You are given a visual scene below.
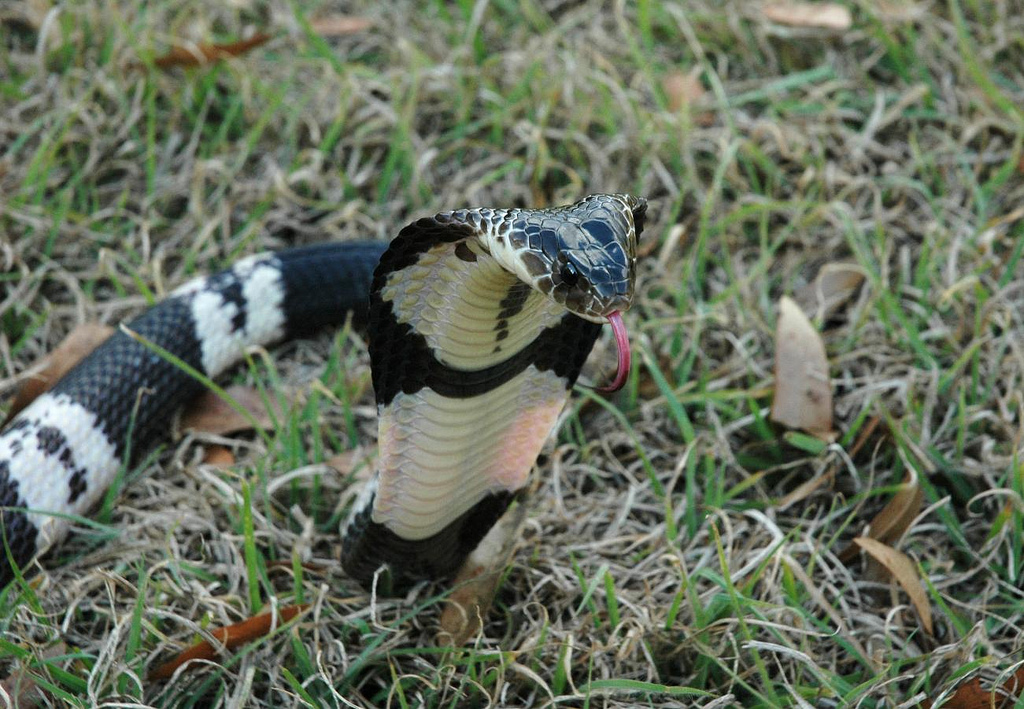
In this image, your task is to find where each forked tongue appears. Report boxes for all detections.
[596,311,631,393]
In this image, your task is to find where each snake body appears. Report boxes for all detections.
[0,194,646,589]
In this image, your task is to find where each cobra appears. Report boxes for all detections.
[0,193,646,590]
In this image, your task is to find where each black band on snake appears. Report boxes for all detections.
[0,193,647,591]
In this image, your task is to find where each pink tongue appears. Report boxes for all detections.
[596,311,631,393]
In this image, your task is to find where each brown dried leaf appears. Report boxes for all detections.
[793,262,865,322]
[662,68,712,125]
[847,415,883,459]
[762,2,852,30]
[202,445,236,467]
[3,323,113,425]
[325,451,357,476]
[181,385,284,436]
[867,473,922,545]
[917,678,986,709]
[151,33,272,70]
[150,605,307,680]
[770,296,834,440]
[919,666,1024,709]
[839,472,921,563]
[853,537,933,636]
[0,640,66,709]
[778,469,834,509]
[438,562,505,646]
[438,503,526,645]
[309,15,373,37]
[329,448,377,482]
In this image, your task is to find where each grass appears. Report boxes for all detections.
[1,0,1023,706]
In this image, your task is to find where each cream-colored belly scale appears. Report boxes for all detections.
[374,242,569,540]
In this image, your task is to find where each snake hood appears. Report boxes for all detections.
[347,193,647,584]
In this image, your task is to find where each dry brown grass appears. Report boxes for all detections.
[2,1,1024,707]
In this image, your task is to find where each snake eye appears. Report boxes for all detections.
[559,261,580,286]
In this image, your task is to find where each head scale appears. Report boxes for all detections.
[511,193,647,323]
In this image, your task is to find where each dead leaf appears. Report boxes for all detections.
[839,472,922,563]
[663,69,704,111]
[847,472,924,562]
[871,1,926,24]
[847,415,883,460]
[309,16,373,37]
[3,323,113,426]
[0,640,67,709]
[150,33,272,70]
[793,262,866,322]
[325,451,357,476]
[778,469,835,509]
[919,666,1024,709]
[662,68,713,125]
[438,503,526,645]
[150,604,307,680]
[202,446,235,467]
[853,537,933,636]
[438,562,505,646]
[763,2,853,30]
[770,296,834,440]
[180,385,284,436]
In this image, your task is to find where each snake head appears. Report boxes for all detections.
[500,193,646,392]
[509,193,647,323]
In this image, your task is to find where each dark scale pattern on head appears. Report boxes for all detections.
[580,219,616,246]
[531,227,561,260]
[342,488,518,588]
[501,194,647,320]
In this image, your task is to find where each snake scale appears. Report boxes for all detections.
[0,193,646,591]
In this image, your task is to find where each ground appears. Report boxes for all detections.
[1,1,1023,707]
